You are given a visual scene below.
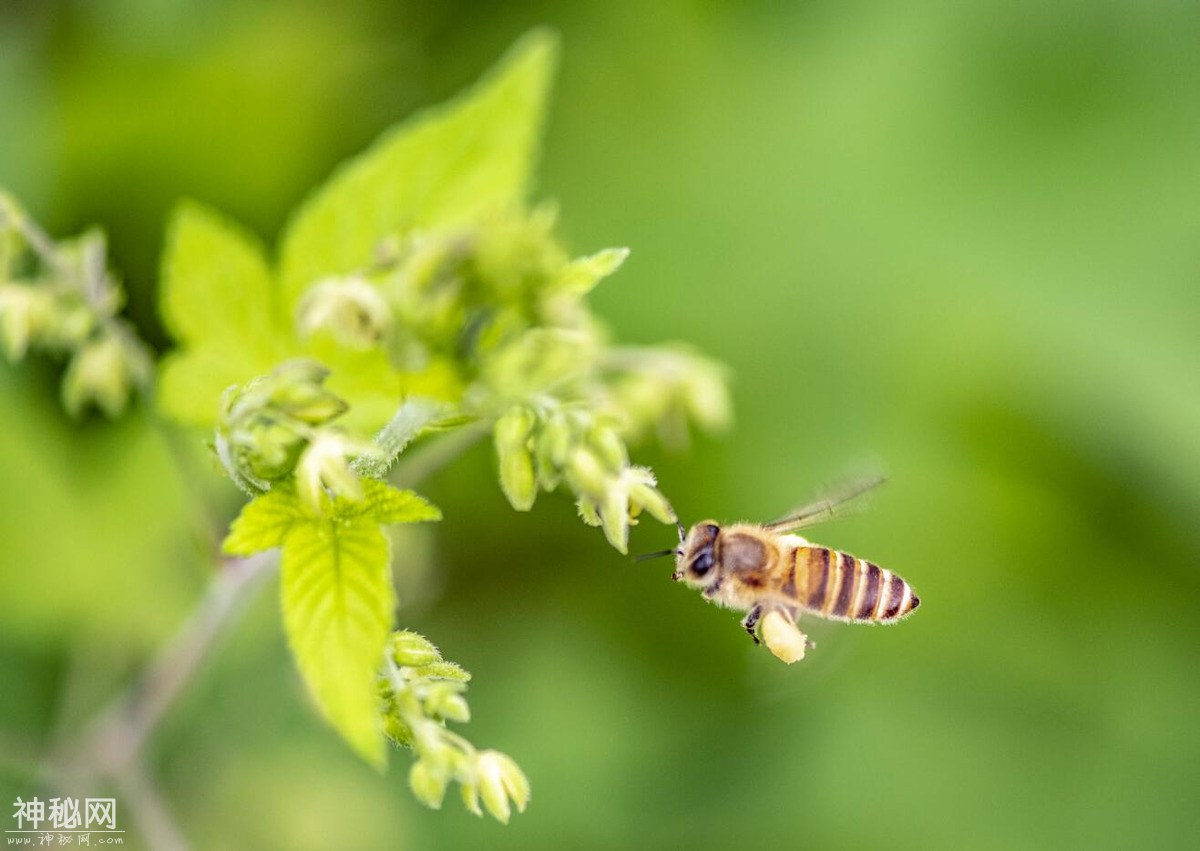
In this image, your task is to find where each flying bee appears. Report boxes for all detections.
[639,475,920,653]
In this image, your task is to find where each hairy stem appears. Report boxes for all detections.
[389,419,490,489]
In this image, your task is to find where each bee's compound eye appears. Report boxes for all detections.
[692,551,714,577]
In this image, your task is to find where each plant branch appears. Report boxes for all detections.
[29,421,486,847]
[4,201,68,276]
[389,419,490,489]
[62,421,485,779]
[71,550,277,774]
[114,761,190,851]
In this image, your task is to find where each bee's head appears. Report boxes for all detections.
[673,521,721,588]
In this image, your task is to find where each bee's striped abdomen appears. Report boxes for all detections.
[796,546,919,623]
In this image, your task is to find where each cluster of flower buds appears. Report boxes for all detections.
[279,201,730,547]
[602,345,732,449]
[381,631,530,824]
[0,195,151,417]
[293,207,628,381]
[215,360,380,510]
[296,274,393,350]
[493,402,676,553]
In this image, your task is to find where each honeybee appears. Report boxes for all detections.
[641,476,919,652]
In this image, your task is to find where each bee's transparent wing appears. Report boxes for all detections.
[763,472,887,533]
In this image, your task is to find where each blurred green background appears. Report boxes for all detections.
[3,1,1199,848]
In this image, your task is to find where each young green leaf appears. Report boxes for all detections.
[225,479,439,766]
[328,478,442,525]
[157,201,294,426]
[278,29,559,311]
[280,516,396,768]
[555,247,630,294]
[222,484,308,555]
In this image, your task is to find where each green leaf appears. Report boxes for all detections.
[157,201,294,426]
[223,480,437,767]
[352,397,459,478]
[331,478,442,525]
[280,515,396,768]
[278,29,558,311]
[556,247,630,294]
[222,484,307,555]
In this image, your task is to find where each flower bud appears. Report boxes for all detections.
[271,381,348,426]
[475,753,511,824]
[495,751,530,814]
[436,693,471,724]
[610,373,668,438]
[499,445,537,512]
[460,780,482,817]
[683,360,732,433]
[423,683,471,723]
[761,610,809,664]
[0,284,53,360]
[495,406,538,510]
[565,448,608,500]
[398,231,464,293]
[409,760,448,809]
[494,406,535,451]
[216,361,354,489]
[475,750,529,824]
[420,660,471,682]
[537,412,572,468]
[600,483,631,554]
[258,360,348,425]
[60,331,150,418]
[297,275,393,349]
[484,328,591,398]
[626,467,676,525]
[247,420,309,480]
[295,431,380,513]
[46,300,99,349]
[588,425,628,470]
[576,496,601,527]
[392,630,442,668]
[383,714,414,748]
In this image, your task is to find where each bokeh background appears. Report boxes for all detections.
[3,1,1199,848]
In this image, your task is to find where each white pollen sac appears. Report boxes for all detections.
[761,610,808,664]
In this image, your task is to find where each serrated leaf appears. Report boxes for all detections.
[331,479,442,525]
[556,247,629,294]
[157,201,294,426]
[222,484,307,555]
[280,516,395,768]
[278,29,558,311]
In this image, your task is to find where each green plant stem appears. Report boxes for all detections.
[5,203,69,277]
[43,421,484,814]
[114,761,189,851]
[389,419,491,489]
[70,551,277,775]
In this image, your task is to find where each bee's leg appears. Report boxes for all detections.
[741,604,764,644]
[784,606,816,650]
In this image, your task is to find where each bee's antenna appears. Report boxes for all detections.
[634,548,678,563]
[676,521,686,543]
